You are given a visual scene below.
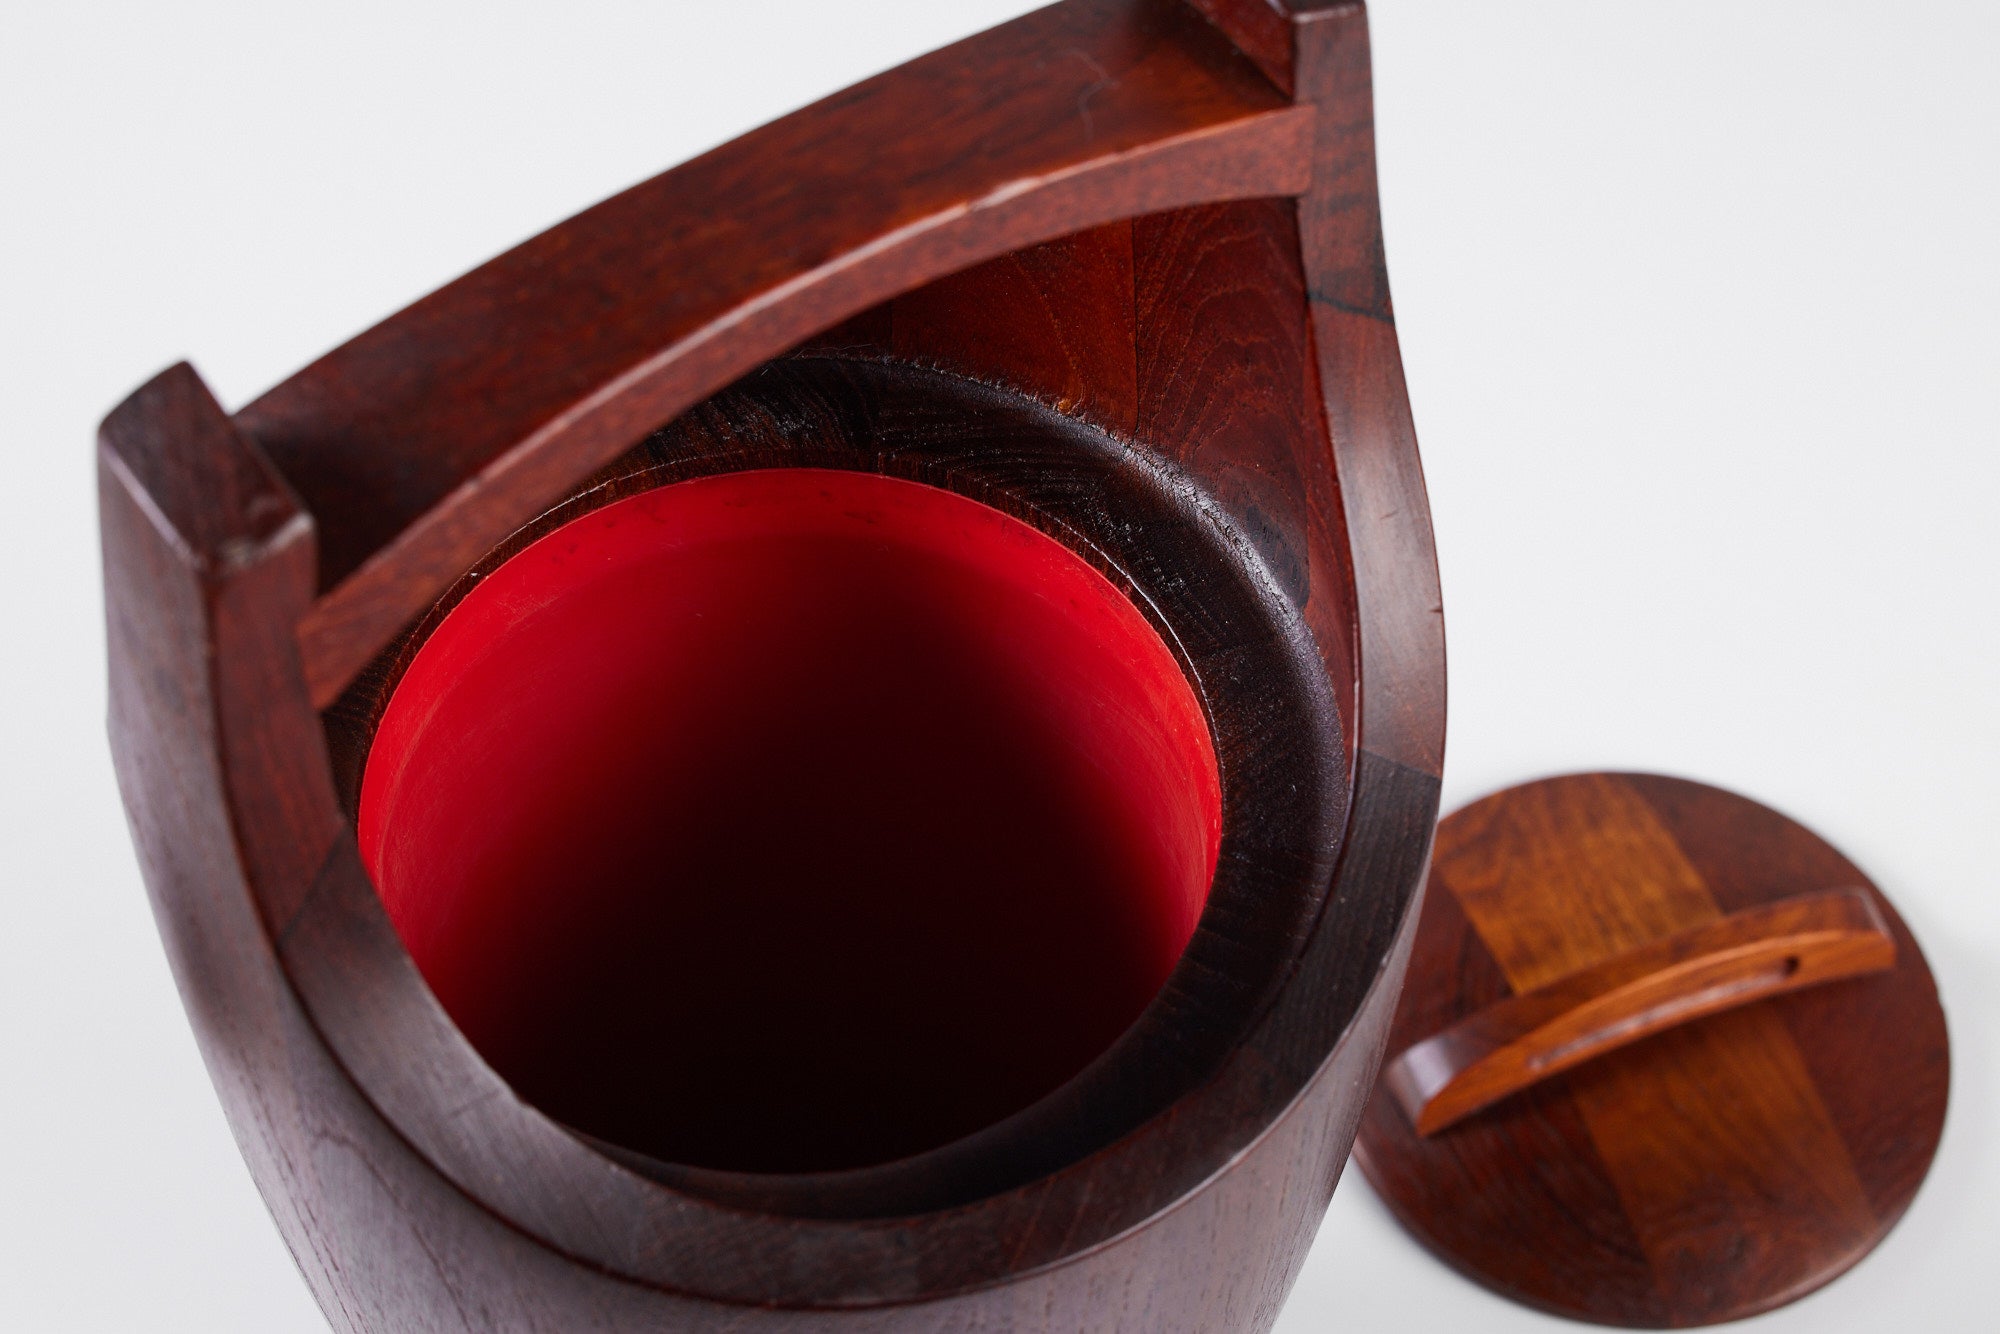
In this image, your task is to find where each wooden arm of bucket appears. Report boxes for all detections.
[228,3,1316,709]
[1383,889,1896,1136]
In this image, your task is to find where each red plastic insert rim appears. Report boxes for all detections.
[359,467,1222,1174]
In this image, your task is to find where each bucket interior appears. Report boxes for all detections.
[358,467,1222,1173]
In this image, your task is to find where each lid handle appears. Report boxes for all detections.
[1384,888,1895,1135]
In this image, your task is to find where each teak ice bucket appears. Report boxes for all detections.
[97,2,1444,1330]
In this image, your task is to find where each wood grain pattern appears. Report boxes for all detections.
[1288,2,1443,777]
[1357,774,1949,1327]
[322,358,1349,1235]
[1619,775,1950,1225]
[100,2,1445,1328]
[891,221,1139,432]
[1186,0,1297,96]
[1386,888,1895,1135]
[246,0,1315,708]
[1137,200,1323,617]
[1135,195,1365,771]
[882,194,1369,766]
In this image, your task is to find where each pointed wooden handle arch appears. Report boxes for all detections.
[226,1,1316,708]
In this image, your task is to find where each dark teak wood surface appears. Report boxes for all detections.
[1356,774,1949,1328]
[100,3,1445,1330]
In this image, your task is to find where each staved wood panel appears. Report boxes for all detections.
[1289,5,1442,777]
[1622,775,1952,1227]
[1135,198,1358,757]
[102,3,1453,1326]
[1354,879,1657,1319]
[1561,1014,1876,1321]
[892,222,1137,433]
[1137,199,1316,606]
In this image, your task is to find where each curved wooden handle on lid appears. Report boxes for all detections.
[1383,888,1896,1136]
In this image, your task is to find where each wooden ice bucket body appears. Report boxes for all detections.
[98,3,1443,1329]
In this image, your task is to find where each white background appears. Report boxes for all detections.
[2,1,1994,1329]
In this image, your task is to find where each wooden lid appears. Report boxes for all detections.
[1354,773,1949,1327]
